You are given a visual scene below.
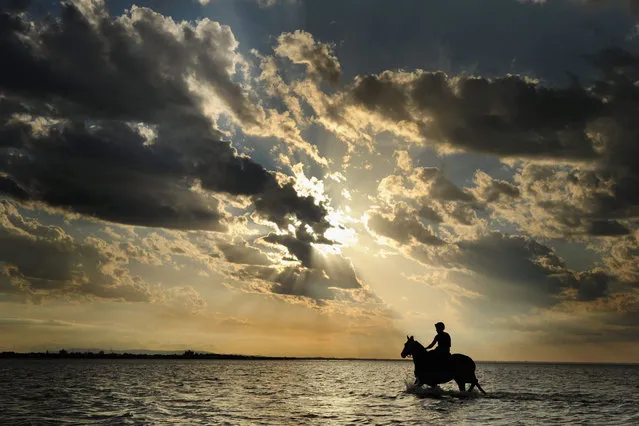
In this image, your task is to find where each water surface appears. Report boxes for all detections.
[1,359,637,425]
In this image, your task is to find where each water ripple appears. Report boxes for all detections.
[0,359,637,424]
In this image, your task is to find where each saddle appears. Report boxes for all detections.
[427,350,453,373]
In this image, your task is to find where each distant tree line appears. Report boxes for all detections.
[0,349,290,360]
[0,350,399,361]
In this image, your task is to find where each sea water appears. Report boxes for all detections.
[1,359,637,425]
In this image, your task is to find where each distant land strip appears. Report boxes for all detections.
[0,350,405,361]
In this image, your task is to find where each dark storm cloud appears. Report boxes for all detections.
[346,47,639,244]
[411,232,614,306]
[264,233,314,267]
[0,201,153,303]
[257,19,639,254]
[471,171,520,204]
[367,205,445,247]
[274,30,341,86]
[262,223,333,268]
[350,74,412,122]
[500,289,639,347]
[416,167,475,202]
[0,2,329,242]
[1,113,227,231]
[224,227,364,302]
[337,45,639,303]
[376,164,478,227]
[417,205,444,223]
[585,220,630,236]
[451,233,567,290]
[234,251,363,301]
[584,49,639,221]
[346,70,603,159]
[573,270,611,301]
[0,1,253,123]
[217,241,273,266]
[601,233,639,284]
[254,184,330,236]
[216,225,368,303]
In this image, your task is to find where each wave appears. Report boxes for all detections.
[405,380,627,405]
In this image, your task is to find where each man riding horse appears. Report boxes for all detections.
[425,321,451,370]
[401,324,486,393]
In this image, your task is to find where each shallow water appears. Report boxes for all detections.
[1,359,637,425]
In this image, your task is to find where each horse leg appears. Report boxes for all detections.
[455,379,465,392]
[475,381,486,394]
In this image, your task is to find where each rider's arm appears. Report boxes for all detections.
[425,336,437,350]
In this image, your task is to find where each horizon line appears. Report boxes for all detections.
[2,349,638,366]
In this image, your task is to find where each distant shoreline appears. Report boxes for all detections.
[0,350,403,362]
[1,351,637,366]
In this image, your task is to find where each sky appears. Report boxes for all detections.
[1,0,639,362]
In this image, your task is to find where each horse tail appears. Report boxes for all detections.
[467,373,486,394]
[455,354,486,394]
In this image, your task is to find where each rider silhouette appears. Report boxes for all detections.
[425,322,451,368]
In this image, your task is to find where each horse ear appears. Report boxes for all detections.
[410,335,414,340]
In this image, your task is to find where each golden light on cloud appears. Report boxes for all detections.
[292,163,328,203]
[325,224,357,247]
[290,162,360,255]
[313,215,358,256]
[325,211,358,245]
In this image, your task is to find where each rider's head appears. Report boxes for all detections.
[435,322,445,332]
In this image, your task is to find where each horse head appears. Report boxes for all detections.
[401,335,423,358]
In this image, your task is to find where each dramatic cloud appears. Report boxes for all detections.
[214,227,367,303]
[0,202,212,314]
[408,231,624,313]
[366,203,445,247]
[217,241,273,266]
[368,153,483,247]
[0,201,153,303]
[256,38,639,320]
[471,171,520,205]
[0,1,329,241]
[291,69,602,159]
[331,47,639,297]
[274,30,341,86]
[600,231,639,284]
[257,33,639,276]
[493,289,639,350]
[231,256,367,303]
[1,2,246,122]
[475,161,639,288]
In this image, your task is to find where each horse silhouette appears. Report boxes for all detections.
[401,335,486,393]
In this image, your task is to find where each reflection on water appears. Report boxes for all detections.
[0,359,637,425]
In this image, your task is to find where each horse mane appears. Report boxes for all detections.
[411,339,426,355]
